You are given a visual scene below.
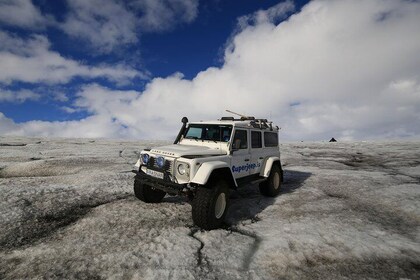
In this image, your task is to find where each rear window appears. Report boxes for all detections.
[264,132,278,147]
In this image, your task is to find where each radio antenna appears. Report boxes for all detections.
[225,109,248,118]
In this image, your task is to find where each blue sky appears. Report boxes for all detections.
[1,0,419,140]
[1,0,304,123]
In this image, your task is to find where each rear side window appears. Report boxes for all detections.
[264,132,278,147]
[251,131,262,148]
[232,130,248,149]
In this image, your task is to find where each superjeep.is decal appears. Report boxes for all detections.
[231,162,261,173]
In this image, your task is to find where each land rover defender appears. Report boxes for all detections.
[133,113,283,229]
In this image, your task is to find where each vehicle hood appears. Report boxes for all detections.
[150,144,225,158]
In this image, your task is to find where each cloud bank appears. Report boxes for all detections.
[0,0,48,29]
[1,0,420,141]
[62,0,199,53]
[0,89,40,103]
[0,0,199,53]
[0,31,144,84]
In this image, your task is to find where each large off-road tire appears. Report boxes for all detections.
[134,180,166,203]
[259,164,281,197]
[192,180,230,230]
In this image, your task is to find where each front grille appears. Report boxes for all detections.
[148,157,155,168]
[146,156,174,174]
[164,160,172,173]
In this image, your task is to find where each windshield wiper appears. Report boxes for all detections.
[185,136,199,141]
[202,138,218,143]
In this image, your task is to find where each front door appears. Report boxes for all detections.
[230,129,251,179]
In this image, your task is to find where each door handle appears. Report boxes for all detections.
[244,159,250,162]
[259,157,264,160]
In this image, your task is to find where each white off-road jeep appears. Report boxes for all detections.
[133,113,283,229]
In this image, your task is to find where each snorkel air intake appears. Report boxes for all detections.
[174,117,188,144]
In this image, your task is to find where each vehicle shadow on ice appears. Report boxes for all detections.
[226,169,311,225]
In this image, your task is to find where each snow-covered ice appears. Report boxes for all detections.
[0,137,419,279]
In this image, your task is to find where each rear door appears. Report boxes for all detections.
[249,130,264,176]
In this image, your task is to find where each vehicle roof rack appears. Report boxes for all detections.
[219,116,257,121]
[225,109,255,121]
[250,119,274,131]
[220,117,234,121]
[240,116,255,120]
[223,110,277,130]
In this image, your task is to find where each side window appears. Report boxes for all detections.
[232,130,248,149]
[264,132,278,147]
[251,131,262,148]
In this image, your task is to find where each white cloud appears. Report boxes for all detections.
[1,0,420,140]
[0,0,199,54]
[132,0,199,31]
[0,112,18,135]
[237,0,295,29]
[0,31,144,85]
[52,92,69,102]
[61,0,138,53]
[0,0,48,28]
[61,0,199,53]
[60,106,78,114]
[0,113,128,138]
[0,88,40,103]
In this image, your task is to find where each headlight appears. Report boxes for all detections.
[177,163,189,175]
[156,156,165,168]
[141,153,149,164]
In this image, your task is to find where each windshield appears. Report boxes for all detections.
[184,124,232,142]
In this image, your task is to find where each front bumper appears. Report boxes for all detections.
[132,169,187,195]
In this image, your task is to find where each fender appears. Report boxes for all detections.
[260,156,281,177]
[191,161,237,187]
